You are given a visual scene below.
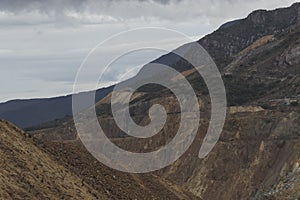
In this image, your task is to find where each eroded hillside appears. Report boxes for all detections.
[0,120,106,200]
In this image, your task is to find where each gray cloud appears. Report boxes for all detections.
[0,0,295,26]
[0,0,297,28]
[0,0,176,17]
[0,0,298,102]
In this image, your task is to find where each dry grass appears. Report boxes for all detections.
[0,120,106,200]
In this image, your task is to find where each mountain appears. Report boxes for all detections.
[2,3,299,130]
[0,86,113,129]
[28,3,300,199]
[149,2,300,73]
[121,3,300,107]
[199,2,300,69]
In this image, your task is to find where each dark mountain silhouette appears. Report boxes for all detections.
[0,86,113,128]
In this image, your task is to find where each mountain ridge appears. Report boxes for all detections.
[30,3,300,199]
[1,2,300,129]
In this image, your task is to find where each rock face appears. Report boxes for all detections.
[199,2,300,68]
[0,120,106,200]
[264,160,300,199]
[181,110,300,199]
[283,45,300,66]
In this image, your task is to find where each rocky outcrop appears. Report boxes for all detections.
[198,2,300,68]
[262,159,300,199]
[181,110,300,199]
[282,45,300,66]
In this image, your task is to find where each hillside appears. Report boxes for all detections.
[0,120,106,199]
[33,99,300,199]
[150,2,300,73]
[199,2,300,69]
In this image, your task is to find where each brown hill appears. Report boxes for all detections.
[0,119,199,199]
[0,120,106,200]
[33,138,200,200]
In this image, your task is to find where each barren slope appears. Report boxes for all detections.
[0,120,106,200]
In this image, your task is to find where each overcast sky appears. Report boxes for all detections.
[0,0,298,103]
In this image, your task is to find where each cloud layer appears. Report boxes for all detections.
[0,0,297,102]
[0,0,296,26]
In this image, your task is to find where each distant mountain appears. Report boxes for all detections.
[0,86,113,128]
